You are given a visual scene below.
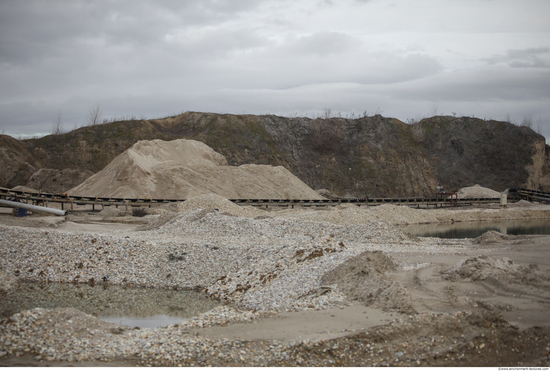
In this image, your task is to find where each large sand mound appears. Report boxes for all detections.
[68,139,323,199]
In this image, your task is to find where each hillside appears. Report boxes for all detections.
[1,112,549,197]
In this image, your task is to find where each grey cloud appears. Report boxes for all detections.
[484,47,550,68]
[253,50,442,89]
[0,0,548,142]
[389,67,550,103]
[0,0,266,65]
[166,27,271,58]
[285,31,360,56]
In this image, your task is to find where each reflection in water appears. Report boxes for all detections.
[0,282,219,328]
[402,219,550,239]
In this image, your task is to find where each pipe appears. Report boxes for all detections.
[532,196,550,203]
[0,199,66,216]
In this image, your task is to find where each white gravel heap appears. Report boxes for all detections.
[276,204,439,226]
[159,193,266,218]
[456,184,501,199]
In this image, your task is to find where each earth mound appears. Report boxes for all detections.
[322,251,415,313]
[67,139,323,200]
[443,255,550,284]
[474,230,519,244]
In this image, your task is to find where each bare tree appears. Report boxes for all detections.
[51,111,64,135]
[86,104,102,126]
[521,114,533,129]
[431,102,439,116]
[322,108,332,119]
[505,112,513,124]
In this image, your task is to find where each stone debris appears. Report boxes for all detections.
[0,270,18,295]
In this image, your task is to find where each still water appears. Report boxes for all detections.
[0,282,220,328]
[402,219,550,239]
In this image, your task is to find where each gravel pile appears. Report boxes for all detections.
[276,204,439,225]
[456,184,501,199]
[0,207,444,313]
[159,194,266,218]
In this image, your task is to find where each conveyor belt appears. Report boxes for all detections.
[0,186,505,212]
[509,188,550,203]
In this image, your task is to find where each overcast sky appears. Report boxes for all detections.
[1,0,549,141]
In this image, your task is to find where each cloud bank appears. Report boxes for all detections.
[0,0,549,140]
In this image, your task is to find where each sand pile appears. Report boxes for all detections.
[443,255,550,284]
[514,199,533,207]
[68,139,323,200]
[10,185,40,193]
[456,184,501,199]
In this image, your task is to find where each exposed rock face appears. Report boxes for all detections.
[0,135,41,188]
[67,139,324,200]
[525,138,550,191]
[2,113,549,197]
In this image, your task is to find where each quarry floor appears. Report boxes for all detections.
[1,203,550,367]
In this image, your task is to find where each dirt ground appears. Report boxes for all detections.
[1,206,550,367]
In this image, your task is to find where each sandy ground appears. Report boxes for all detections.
[195,304,397,343]
[194,234,550,340]
[1,204,550,366]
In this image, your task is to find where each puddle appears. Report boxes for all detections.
[402,219,550,239]
[0,281,220,328]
